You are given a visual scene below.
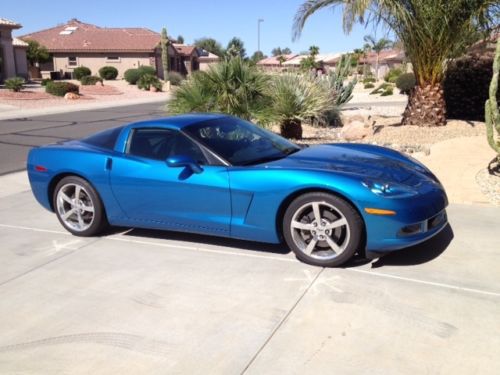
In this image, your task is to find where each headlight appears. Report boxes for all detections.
[362,180,418,198]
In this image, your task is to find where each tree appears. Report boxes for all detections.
[292,0,499,126]
[300,45,320,71]
[485,38,500,172]
[160,28,169,81]
[194,37,225,57]
[251,51,266,64]
[168,57,268,120]
[363,35,393,80]
[271,47,292,56]
[277,55,287,66]
[25,40,50,67]
[177,35,185,44]
[226,37,246,59]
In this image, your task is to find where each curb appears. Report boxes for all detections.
[0,96,169,121]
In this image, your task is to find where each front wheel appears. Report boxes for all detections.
[283,193,364,267]
[53,176,108,236]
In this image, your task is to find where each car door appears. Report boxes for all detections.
[109,127,231,236]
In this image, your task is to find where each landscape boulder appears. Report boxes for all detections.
[341,115,375,141]
[64,92,80,100]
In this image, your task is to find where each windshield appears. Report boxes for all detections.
[183,117,300,166]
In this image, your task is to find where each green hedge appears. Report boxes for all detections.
[73,66,91,80]
[137,74,162,91]
[80,75,103,85]
[46,81,79,97]
[98,66,118,80]
[396,73,416,95]
[124,66,157,84]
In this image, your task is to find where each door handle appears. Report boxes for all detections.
[105,157,113,171]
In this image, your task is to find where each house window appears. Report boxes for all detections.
[68,57,77,66]
[106,56,120,62]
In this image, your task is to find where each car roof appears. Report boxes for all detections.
[124,113,230,130]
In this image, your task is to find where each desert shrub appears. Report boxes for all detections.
[381,86,394,96]
[138,66,156,76]
[41,78,52,86]
[364,83,375,89]
[137,74,162,91]
[98,66,118,80]
[4,77,25,92]
[73,66,91,80]
[370,82,392,95]
[46,81,79,97]
[363,76,376,84]
[167,71,184,86]
[396,73,416,95]
[124,66,156,85]
[124,69,141,84]
[80,75,103,85]
[384,67,403,83]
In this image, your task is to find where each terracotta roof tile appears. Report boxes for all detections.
[0,17,22,28]
[173,44,198,56]
[20,19,162,53]
[257,54,297,65]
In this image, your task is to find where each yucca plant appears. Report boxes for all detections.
[293,0,499,126]
[167,57,269,120]
[264,74,334,139]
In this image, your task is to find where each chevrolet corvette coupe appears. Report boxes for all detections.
[27,114,448,267]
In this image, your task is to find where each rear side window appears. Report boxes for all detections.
[127,128,207,164]
[81,127,123,150]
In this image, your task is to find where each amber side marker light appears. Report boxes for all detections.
[364,208,397,216]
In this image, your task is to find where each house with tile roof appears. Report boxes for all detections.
[20,19,202,79]
[0,18,28,82]
[359,49,406,78]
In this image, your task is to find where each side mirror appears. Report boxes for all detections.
[166,155,203,174]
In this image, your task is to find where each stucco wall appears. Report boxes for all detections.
[14,47,28,79]
[49,52,157,79]
[0,27,16,81]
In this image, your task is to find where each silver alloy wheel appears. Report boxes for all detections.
[290,201,350,260]
[56,183,95,232]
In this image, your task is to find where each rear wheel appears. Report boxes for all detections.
[53,176,108,236]
[283,192,363,267]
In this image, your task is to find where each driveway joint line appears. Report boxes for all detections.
[240,267,324,375]
[0,238,99,288]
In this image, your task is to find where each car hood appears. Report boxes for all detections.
[265,144,425,186]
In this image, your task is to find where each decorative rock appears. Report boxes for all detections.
[341,120,374,141]
[95,81,104,86]
[150,86,158,92]
[64,92,80,100]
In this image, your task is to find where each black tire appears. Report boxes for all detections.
[283,192,364,267]
[53,176,108,236]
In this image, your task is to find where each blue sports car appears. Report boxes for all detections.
[27,114,448,267]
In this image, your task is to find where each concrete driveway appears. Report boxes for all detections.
[0,174,499,374]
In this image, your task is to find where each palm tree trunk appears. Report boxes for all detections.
[375,53,379,80]
[280,119,303,139]
[402,83,447,126]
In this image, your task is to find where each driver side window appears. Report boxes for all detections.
[127,128,207,164]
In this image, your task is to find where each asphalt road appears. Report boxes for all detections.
[0,102,167,176]
[0,173,499,374]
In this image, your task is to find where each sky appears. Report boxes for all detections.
[4,0,389,56]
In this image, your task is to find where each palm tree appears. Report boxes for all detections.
[226,37,246,59]
[167,57,268,120]
[363,35,393,80]
[292,0,498,126]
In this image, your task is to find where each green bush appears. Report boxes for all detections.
[4,77,25,92]
[73,66,91,80]
[98,66,118,80]
[80,75,103,85]
[370,82,392,95]
[124,66,157,84]
[167,71,184,86]
[46,81,79,97]
[124,69,141,84]
[363,77,376,84]
[138,66,156,76]
[364,83,375,89]
[41,78,52,87]
[381,86,394,96]
[137,74,162,91]
[396,73,416,95]
[384,67,403,83]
